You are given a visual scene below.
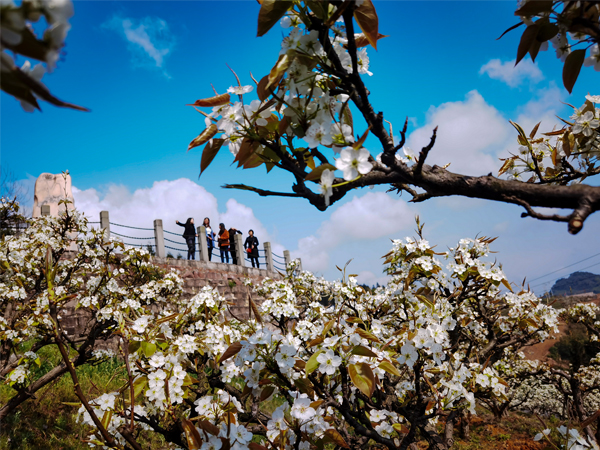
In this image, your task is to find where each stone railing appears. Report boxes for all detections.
[51,210,303,274]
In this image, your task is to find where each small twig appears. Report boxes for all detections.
[119,336,136,432]
[504,195,571,222]
[392,117,409,153]
[414,126,438,177]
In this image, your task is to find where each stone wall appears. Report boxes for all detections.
[151,258,282,319]
[60,258,281,350]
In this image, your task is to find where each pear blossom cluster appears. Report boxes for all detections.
[500,94,600,183]
[188,1,378,209]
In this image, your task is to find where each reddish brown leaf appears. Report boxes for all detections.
[267,53,292,91]
[219,341,242,364]
[304,164,336,182]
[260,385,275,401]
[257,0,293,37]
[515,0,553,17]
[249,295,263,324]
[197,419,220,437]
[352,126,371,150]
[348,362,376,397]
[257,75,271,101]
[563,49,586,94]
[200,138,224,176]
[350,345,378,358]
[353,0,380,50]
[248,444,268,450]
[351,33,388,49]
[188,124,218,152]
[324,429,350,448]
[496,21,524,41]
[516,24,539,65]
[182,418,203,449]
[188,93,231,107]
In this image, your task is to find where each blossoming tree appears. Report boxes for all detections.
[188,0,599,234]
[5,199,590,450]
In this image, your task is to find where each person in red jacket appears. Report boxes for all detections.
[218,223,230,263]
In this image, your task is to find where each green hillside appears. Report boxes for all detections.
[550,271,600,296]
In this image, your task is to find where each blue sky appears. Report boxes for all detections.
[2,1,599,292]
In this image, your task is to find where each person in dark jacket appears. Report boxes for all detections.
[244,229,260,268]
[218,223,230,263]
[203,217,216,261]
[228,227,242,264]
[176,218,197,260]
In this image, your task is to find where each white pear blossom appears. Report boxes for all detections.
[335,146,373,180]
[227,85,253,95]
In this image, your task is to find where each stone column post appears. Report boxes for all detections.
[153,219,165,258]
[297,258,303,272]
[198,226,209,262]
[234,233,245,267]
[284,250,291,268]
[100,211,110,240]
[41,205,51,216]
[264,242,274,272]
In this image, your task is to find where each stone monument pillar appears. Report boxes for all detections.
[32,172,76,250]
[32,173,75,218]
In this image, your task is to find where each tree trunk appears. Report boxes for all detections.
[459,410,470,440]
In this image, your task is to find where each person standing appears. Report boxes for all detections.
[218,223,230,263]
[228,227,242,264]
[175,218,197,260]
[203,217,216,261]
[244,229,260,268]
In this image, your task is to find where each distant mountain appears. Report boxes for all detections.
[550,271,600,296]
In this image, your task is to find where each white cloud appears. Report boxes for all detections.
[104,16,175,77]
[72,178,284,258]
[514,84,564,133]
[479,58,544,87]
[292,192,414,273]
[356,270,390,288]
[406,90,511,176]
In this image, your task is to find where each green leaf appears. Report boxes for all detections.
[128,341,141,354]
[132,376,148,399]
[392,423,410,434]
[356,327,382,343]
[348,362,376,397]
[101,410,113,430]
[354,0,380,50]
[257,0,293,37]
[141,341,156,358]
[379,361,401,376]
[305,164,336,182]
[563,49,586,94]
[306,349,324,375]
[200,138,225,176]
